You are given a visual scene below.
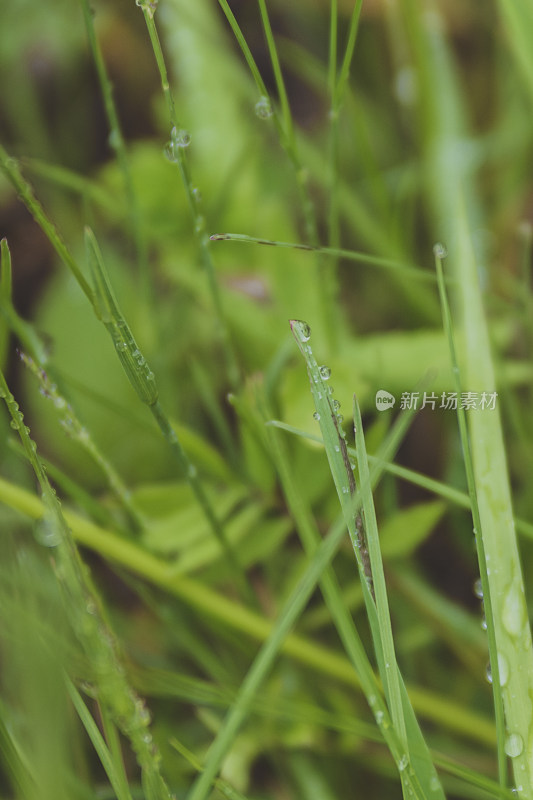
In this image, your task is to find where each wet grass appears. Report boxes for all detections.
[1,1,533,798]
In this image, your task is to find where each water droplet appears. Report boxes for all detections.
[505,733,524,758]
[375,710,384,724]
[9,419,20,430]
[85,600,97,616]
[136,701,151,725]
[498,653,509,687]
[313,412,320,421]
[164,142,177,162]
[255,95,273,119]
[481,616,487,631]
[398,754,409,772]
[135,0,158,18]
[116,341,128,352]
[53,396,67,410]
[394,65,418,107]
[430,775,440,792]
[194,216,206,235]
[485,662,492,684]
[291,320,311,341]
[107,130,120,150]
[503,582,526,638]
[171,126,191,148]
[433,242,448,259]
[78,427,90,444]
[34,517,61,548]
[337,414,344,424]
[192,186,202,203]
[332,400,341,411]
[319,365,331,380]
[473,578,483,599]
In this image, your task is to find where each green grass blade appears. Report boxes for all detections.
[0,701,36,798]
[262,388,438,796]
[78,0,151,310]
[256,0,293,149]
[185,493,408,800]
[496,1,533,101]
[354,398,444,799]
[170,738,251,800]
[0,238,13,367]
[290,318,444,797]
[289,319,372,595]
[0,471,498,747]
[0,369,173,799]
[85,226,251,598]
[67,680,134,800]
[451,195,533,796]
[216,0,270,99]
[434,245,507,788]
[136,3,240,389]
[20,350,145,533]
[0,144,95,306]
[267,419,533,542]
[333,1,363,111]
[210,232,438,282]
[214,2,335,341]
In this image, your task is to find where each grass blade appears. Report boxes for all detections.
[67,680,134,800]
[0,369,173,799]
[210,232,438,282]
[0,144,94,306]
[78,0,152,319]
[434,242,511,791]
[0,470,497,747]
[85,227,251,598]
[290,318,444,797]
[135,1,240,389]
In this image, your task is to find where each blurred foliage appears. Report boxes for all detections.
[1,0,533,798]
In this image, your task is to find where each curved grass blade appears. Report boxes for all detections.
[85,227,251,599]
[434,245,507,788]
[0,369,173,799]
[452,193,533,799]
[0,144,95,306]
[290,319,445,799]
[67,680,134,800]
[354,398,445,799]
[210,232,438,283]
[0,469,497,747]
[266,418,533,541]
[135,1,240,389]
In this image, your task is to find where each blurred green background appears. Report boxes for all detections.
[1,0,533,798]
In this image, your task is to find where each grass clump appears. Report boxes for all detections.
[1,2,533,799]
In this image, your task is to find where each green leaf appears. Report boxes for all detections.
[379,501,446,559]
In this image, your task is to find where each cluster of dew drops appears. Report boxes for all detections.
[475,578,527,787]
[295,321,355,483]
[164,126,191,162]
[164,95,272,164]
